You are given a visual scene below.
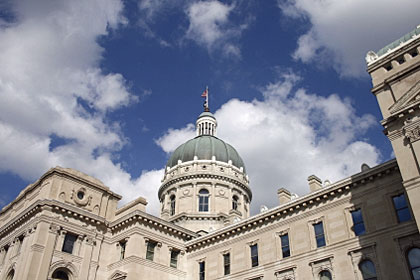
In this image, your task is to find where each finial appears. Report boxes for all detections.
[201,86,209,112]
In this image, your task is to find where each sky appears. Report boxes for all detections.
[0,0,420,216]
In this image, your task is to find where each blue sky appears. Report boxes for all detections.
[1,0,419,215]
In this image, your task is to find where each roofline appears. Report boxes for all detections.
[185,159,399,250]
[0,167,122,215]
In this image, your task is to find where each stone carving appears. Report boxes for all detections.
[404,125,420,143]
[275,268,296,280]
[72,188,92,207]
[365,51,378,64]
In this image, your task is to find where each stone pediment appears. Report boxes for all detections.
[389,80,420,115]
[109,270,127,280]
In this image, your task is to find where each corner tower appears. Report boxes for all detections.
[158,109,252,233]
[366,25,420,229]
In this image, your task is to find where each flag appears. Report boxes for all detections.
[201,88,208,97]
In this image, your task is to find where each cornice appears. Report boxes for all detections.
[159,173,252,200]
[371,63,420,95]
[367,37,420,73]
[168,212,228,224]
[107,255,186,277]
[185,159,399,251]
[0,199,106,240]
[110,210,197,241]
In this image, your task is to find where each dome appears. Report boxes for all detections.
[166,135,246,172]
[198,111,216,119]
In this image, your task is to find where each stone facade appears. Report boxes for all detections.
[1,27,420,280]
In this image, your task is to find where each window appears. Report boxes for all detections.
[170,250,179,268]
[313,222,326,248]
[198,189,209,212]
[146,241,157,261]
[280,233,290,258]
[199,261,205,280]
[223,253,230,275]
[359,260,377,280]
[119,240,126,260]
[351,209,366,236]
[170,195,176,216]
[250,244,259,267]
[6,269,15,280]
[62,233,77,254]
[52,268,70,280]
[408,247,420,280]
[319,270,332,280]
[392,193,412,223]
[232,195,238,210]
[314,222,325,248]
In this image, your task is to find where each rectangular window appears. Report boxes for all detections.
[223,253,230,275]
[393,193,412,223]
[170,250,179,268]
[119,240,126,260]
[199,196,209,212]
[199,261,205,280]
[146,241,157,261]
[351,209,366,236]
[62,233,78,254]
[280,233,290,258]
[313,222,326,248]
[250,244,259,267]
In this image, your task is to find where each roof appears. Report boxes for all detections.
[197,111,216,120]
[166,135,246,172]
[377,25,420,56]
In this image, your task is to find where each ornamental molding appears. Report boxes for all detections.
[275,267,296,280]
[403,124,420,143]
[109,270,127,280]
[309,256,334,279]
[389,80,420,115]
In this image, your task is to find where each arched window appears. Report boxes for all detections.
[52,268,70,280]
[6,269,14,280]
[359,260,377,280]
[232,195,239,210]
[319,270,332,280]
[170,195,176,216]
[408,247,420,280]
[198,189,209,212]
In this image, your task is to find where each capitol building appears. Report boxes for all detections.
[1,27,420,280]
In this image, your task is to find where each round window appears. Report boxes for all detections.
[77,191,85,200]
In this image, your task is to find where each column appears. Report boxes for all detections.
[21,221,60,280]
[79,236,95,280]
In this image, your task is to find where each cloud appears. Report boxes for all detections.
[278,0,420,77]
[156,71,381,214]
[185,0,245,57]
[155,124,196,153]
[0,0,162,214]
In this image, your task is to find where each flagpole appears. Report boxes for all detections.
[206,86,209,111]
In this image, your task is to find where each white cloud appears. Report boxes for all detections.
[155,124,196,153]
[279,0,420,77]
[185,1,244,57]
[156,72,381,213]
[0,0,163,214]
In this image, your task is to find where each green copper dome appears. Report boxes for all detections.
[166,135,246,172]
